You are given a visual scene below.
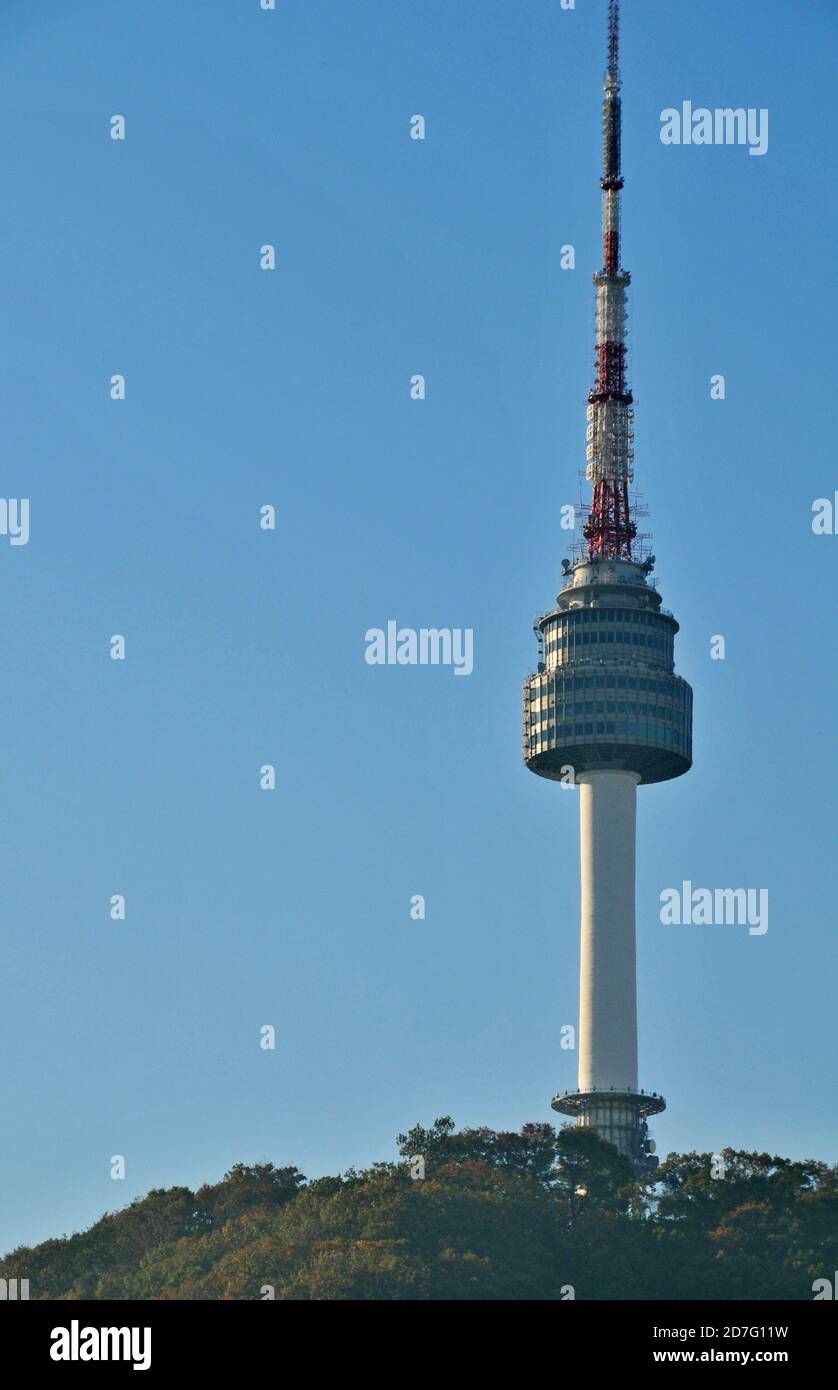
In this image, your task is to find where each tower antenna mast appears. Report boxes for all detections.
[583,0,636,561]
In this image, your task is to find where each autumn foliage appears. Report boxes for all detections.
[2,1120,836,1300]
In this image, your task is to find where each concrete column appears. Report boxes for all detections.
[577,770,640,1092]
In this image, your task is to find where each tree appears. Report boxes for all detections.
[2,1130,834,1301]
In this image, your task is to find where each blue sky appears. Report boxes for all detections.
[0,0,835,1254]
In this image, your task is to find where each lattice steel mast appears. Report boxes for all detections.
[583,0,636,561]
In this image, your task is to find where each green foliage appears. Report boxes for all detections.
[1,1128,835,1300]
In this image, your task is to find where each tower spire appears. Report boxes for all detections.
[607,0,620,81]
[582,0,636,561]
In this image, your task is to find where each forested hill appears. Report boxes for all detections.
[2,1119,836,1300]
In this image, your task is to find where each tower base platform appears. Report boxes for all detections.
[551,1087,665,1175]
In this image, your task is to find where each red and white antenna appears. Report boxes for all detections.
[583,0,637,560]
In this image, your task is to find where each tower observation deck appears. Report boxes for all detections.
[523,1,693,1173]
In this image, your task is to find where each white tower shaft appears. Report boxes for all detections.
[578,771,639,1092]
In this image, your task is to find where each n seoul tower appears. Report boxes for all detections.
[523,0,693,1171]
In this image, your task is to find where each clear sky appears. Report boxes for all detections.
[0,0,835,1255]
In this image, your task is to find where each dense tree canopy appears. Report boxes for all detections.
[2,1125,835,1300]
